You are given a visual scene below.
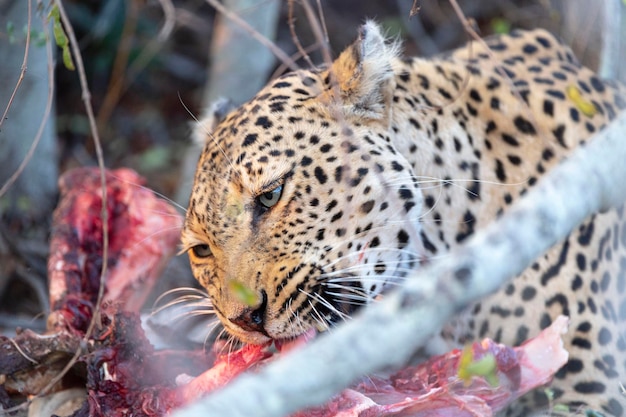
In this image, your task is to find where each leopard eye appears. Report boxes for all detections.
[190,244,212,258]
[257,185,283,208]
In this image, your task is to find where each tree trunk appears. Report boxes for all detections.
[0,0,59,224]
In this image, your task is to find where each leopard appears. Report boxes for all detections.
[181,21,626,416]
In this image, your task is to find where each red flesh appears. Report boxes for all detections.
[47,167,181,333]
[1,167,570,417]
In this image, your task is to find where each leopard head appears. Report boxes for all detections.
[182,22,424,344]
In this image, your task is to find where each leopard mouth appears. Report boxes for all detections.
[223,317,318,348]
[221,273,367,344]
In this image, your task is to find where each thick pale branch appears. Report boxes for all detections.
[171,111,626,417]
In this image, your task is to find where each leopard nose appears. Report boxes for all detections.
[230,290,268,335]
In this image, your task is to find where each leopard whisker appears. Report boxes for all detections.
[321,253,420,273]
[220,331,243,364]
[322,276,404,285]
[155,307,217,328]
[307,299,331,330]
[180,95,237,173]
[286,298,307,335]
[322,276,406,294]
[202,320,224,351]
[152,287,213,315]
[389,174,527,189]
[123,225,183,253]
[153,286,210,302]
[322,290,373,304]
[108,172,188,214]
[319,245,421,269]
[299,288,351,323]
[322,247,418,275]
[177,308,217,318]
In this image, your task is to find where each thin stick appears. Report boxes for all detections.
[299,0,332,68]
[23,0,112,399]
[53,0,109,329]
[96,0,176,127]
[8,338,39,365]
[288,0,315,68]
[204,0,299,71]
[314,0,329,45]
[270,41,322,79]
[0,5,92,412]
[0,0,31,132]
[96,0,140,128]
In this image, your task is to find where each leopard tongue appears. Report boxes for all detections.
[275,329,317,354]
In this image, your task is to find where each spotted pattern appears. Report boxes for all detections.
[182,23,626,415]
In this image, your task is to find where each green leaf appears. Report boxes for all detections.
[464,354,497,376]
[228,280,259,307]
[543,388,554,401]
[30,29,48,47]
[491,18,511,35]
[457,345,499,387]
[566,85,597,117]
[52,18,67,47]
[7,21,15,43]
[62,47,75,70]
[48,5,75,70]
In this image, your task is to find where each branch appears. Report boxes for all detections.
[176,0,282,205]
[204,0,297,73]
[0,0,31,133]
[96,0,176,128]
[171,111,626,417]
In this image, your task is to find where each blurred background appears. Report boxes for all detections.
[0,0,624,334]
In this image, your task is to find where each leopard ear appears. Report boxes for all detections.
[328,21,399,120]
[193,98,235,146]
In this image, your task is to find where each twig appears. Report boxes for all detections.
[154,0,176,44]
[21,0,112,400]
[270,41,322,79]
[409,0,420,17]
[315,0,329,45]
[0,313,46,333]
[8,338,39,365]
[286,0,329,69]
[172,111,626,417]
[0,4,93,413]
[399,0,440,56]
[0,0,31,133]
[95,0,139,128]
[288,0,315,68]
[299,0,332,68]
[15,264,50,315]
[96,0,176,128]
[204,0,299,71]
